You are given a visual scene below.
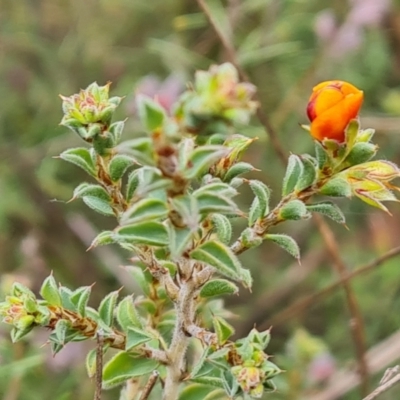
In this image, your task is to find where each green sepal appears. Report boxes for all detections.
[59,147,97,177]
[190,241,242,281]
[40,275,61,306]
[319,177,352,197]
[85,348,97,378]
[314,141,328,170]
[109,155,136,182]
[102,352,158,389]
[279,200,310,221]
[282,154,303,196]
[98,290,119,327]
[200,279,239,298]
[137,94,166,131]
[266,233,300,260]
[344,142,377,166]
[306,201,346,224]
[121,198,168,225]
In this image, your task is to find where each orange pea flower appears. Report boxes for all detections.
[307,81,363,142]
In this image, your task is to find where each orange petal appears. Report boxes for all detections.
[310,91,363,142]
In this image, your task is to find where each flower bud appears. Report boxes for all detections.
[307,81,363,142]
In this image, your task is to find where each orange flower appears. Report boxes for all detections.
[307,80,363,142]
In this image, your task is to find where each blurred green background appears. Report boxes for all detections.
[2,0,400,399]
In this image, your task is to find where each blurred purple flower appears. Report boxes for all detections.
[307,352,336,384]
[314,0,391,59]
[126,74,185,115]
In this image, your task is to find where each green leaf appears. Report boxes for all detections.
[126,169,140,202]
[239,268,253,289]
[137,95,166,131]
[196,192,238,215]
[168,224,194,259]
[73,183,110,201]
[190,241,242,281]
[115,221,169,246]
[179,384,218,400]
[40,275,61,306]
[211,214,232,245]
[116,296,143,331]
[295,156,317,192]
[85,348,97,378]
[83,196,115,216]
[125,326,153,350]
[266,234,300,260]
[306,201,346,224]
[58,286,76,311]
[59,147,96,177]
[169,195,200,228]
[121,198,168,225]
[178,137,195,170]
[185,146,228,179]
[249,180,270,217]
[200,279,239,298]
[102,352,158,389]
[118,137,155,166]
[279,199,310,221]
[224,162,255,182]
[125,266,152,297]
[89,231,115,249]
[194,182,237,198]
[70,286,92,317]
[98,290,119,327]
[282,154,303,196]
[319,178,352,197]
[213,316,234,345]
[109,120,125,146]
[248,197,261,226]
[53,320,76,345]
[109,155,136,182]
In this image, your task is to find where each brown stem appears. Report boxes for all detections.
[94,331,104,400]
[267,244,400,326]
[163,279,197,400]
[362,369,400,400]
[139,371,160,400]
[313,215,369,395]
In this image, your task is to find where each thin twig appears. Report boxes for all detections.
[314,215,369,395]
[139,371,160,400]
[362,369,400,400]
[196,0,287,164]
[268,244,400,326]
[94,330,105,400]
